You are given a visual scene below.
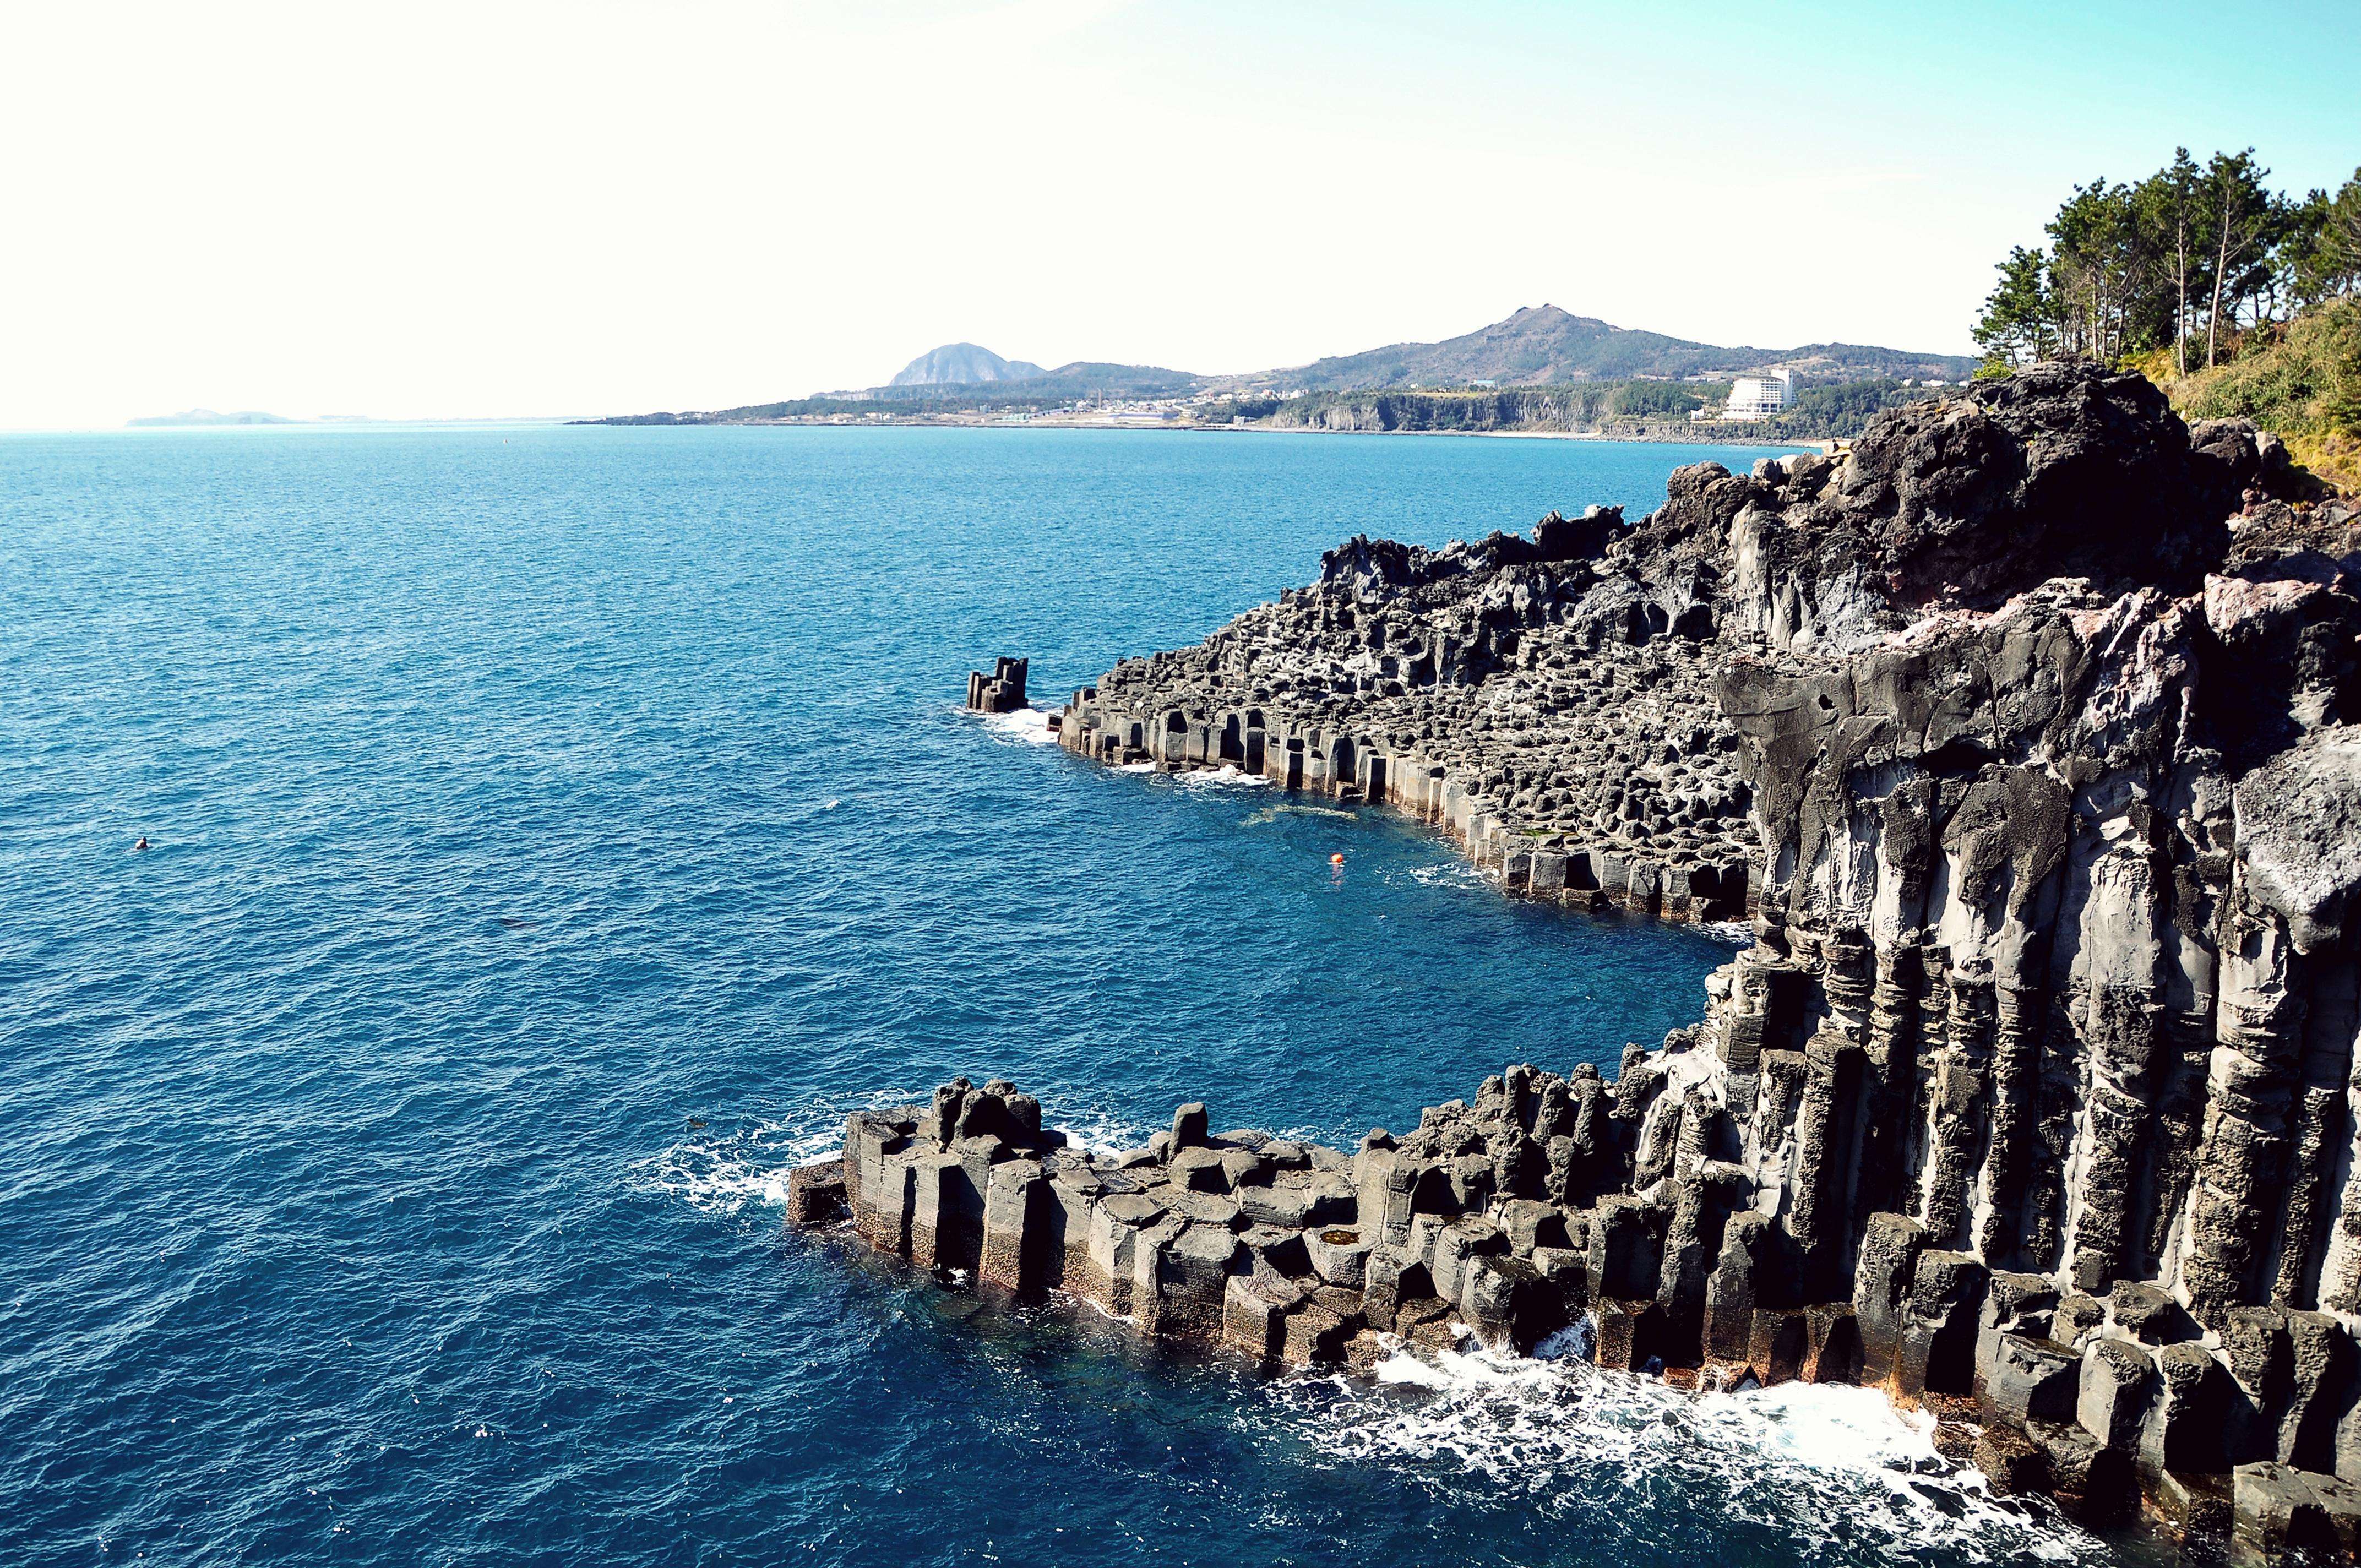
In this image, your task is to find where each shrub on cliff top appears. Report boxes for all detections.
[2170,297,2361,492]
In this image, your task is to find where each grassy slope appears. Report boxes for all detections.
[2148,298,2361,494]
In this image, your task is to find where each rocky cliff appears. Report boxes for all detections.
[796,365,2361,1560]
[1059,489,1764,920]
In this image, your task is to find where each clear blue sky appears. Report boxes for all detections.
[1443,0,2359,188]
[1144,0,2358,220]
[1,0,2353,426]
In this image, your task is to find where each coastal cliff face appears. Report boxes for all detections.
[1059,487,1762,919]
[798,366,2361,1556]
[1668,370,2361,1544]
[1700,366,2361,1327]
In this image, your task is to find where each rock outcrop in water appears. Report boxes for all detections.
[799,364,2361,1562]
[965,656,1029,715]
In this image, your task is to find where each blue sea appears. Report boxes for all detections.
[2,426,2132,1566]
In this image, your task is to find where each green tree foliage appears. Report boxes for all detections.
[2140,149,2205,375]
[2196,149,2280,366]
[2292,169,2361,304]
[1973,147,2349,372]
[1255,387,1611,433]
[2046,178,2166,360]
[1194,396,1283,422]
[1972,246,2057,369]
[1772,380,1937,436]
[1609,381,1702,418]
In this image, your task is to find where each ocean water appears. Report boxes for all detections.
[1,426,2140,1566]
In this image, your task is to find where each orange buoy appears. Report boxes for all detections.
[1330,853,1345,865]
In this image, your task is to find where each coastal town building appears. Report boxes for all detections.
[1720,369,1793,421]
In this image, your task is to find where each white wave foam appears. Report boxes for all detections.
[649,1152,797,1215]
[1233,800,1357,819]
[1698,919,1754,946]
[1067,1289,1138,1327]
[1260,1349,2094,1561]
[1171,765,1270,790]
[1048,1108,1155,1159]
[633,1088,919,1217]
[1050,1103,1335,1161]
[977,707,1058,745]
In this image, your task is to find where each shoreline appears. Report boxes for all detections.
[887,372,2361,1566]
[1048,699,1756,925]
[572,414,1814,448]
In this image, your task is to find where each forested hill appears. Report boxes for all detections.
[1230,306,1977,391]
[580,306,1976,424]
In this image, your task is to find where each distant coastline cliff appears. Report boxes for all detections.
[126,408,297,427]
[578,304,1978,442]
[797,366,2361,1560]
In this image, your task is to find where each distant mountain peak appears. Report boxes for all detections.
[1228,304,1970,393]
[1490,304,1619,334]
[888,344,1046,388]
[588,306,1976,424]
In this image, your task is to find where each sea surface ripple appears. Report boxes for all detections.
[1,425,2146,1566]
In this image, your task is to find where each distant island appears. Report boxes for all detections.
[127,409,300,427]
[577,304,1979,443]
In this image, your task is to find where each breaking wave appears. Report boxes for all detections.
[1257,1346,2096,1562]
[632,1090,917,1216]
[1171,764,1271,789]
[976,706,1059,744]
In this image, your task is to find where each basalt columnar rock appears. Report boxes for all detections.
[1054,492,1762,919]
[806,364,2361,1560]
[965,656,1029,715]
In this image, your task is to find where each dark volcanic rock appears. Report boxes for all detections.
[1721,364,2242,653]
[808,364,2361,1560]
[1058,486,1760,918]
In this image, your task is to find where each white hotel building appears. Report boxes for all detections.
[1721,369,1795,421]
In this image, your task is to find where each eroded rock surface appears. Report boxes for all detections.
[800,366,2361,1560]
[1056,492,1762,918]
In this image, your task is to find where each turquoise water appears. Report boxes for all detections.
[2,426,2114,1566]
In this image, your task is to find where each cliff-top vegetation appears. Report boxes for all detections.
[1973,148,2360,492]
[1972,149,2358,375]
[2153,297,2361,492]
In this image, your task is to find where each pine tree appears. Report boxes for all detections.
[2136,150,2204,375]
[1972,246,2055,369]
[2293,169,2361,304]
[2199,150,2275,367]
[1977,148,2341,374]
